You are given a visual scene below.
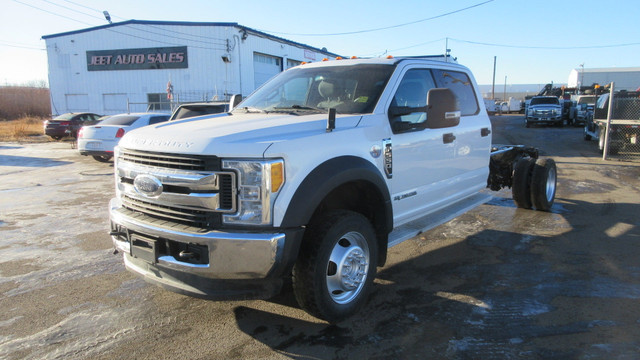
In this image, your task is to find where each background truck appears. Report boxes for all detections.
[108,56,556,323]
[568,95,597,126]
[499,97,522,114]
[584,91,640,153]
[524,96,563,127]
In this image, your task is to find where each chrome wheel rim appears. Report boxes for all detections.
[546,166,557,202]
[326,231,370,304]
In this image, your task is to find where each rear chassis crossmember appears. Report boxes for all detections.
[487,145,539,191]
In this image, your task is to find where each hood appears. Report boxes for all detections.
[530,104,561,109]
[119,112,361,157]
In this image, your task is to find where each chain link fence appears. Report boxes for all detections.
[586,83,640,162]
[126,91,232,114]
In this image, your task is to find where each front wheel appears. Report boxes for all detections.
[293,210,378,323]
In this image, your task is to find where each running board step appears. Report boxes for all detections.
[387,192,493,248]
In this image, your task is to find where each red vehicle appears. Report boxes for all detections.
[43,112,102,140]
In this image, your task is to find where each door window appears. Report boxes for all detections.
[389,69,436,132]
[432,69,479,116]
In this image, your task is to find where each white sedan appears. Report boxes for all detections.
[77,112,170,162]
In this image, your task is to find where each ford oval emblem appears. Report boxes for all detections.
[133,174,163,197]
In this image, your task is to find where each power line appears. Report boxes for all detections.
[257,0,495,36]
[0,41,45,50]
[13,0,226,50]
[39,0,104,21]
[449,37,640,50]
[13,0,96,27]
[60,0,114,16]
[44,0,226,46]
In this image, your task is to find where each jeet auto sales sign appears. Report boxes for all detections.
[87,46,188,71]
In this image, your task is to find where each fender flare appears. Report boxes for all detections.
[280,156,393,233]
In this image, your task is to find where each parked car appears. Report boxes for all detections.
[524,96,563,127]
[77,113,170,162]
[169,102,229,121]
[43,112,102,140]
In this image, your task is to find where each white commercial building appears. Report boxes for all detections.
[568,67,640,91]
[42,20,340,115]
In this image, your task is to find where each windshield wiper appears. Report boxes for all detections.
[272,105,324,113]
[241,106,268,113]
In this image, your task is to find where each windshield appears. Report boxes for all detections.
[170,104,228,120]
[237,64,395,114]
[530,97,559,105]
[577,96,596,104]
[98,115,140,126]
[53,113,75,120]
[596,94,609,109]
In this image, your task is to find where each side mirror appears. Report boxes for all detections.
[229,94,243,110]
[425,88,460,129]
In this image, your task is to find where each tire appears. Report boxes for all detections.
[51,136,62,140]
[92,155,113,162]
[293,210,378,323]
[512,157,535,209]
[530,158,557,212]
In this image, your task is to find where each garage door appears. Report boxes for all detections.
[253,53,282,89]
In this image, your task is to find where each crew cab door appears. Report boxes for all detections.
[387,67,491,225]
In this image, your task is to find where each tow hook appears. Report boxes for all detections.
[179,251,195,260]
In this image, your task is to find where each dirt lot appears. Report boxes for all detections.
[1,115,639,359]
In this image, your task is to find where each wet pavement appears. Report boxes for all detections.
[1,115,639,359]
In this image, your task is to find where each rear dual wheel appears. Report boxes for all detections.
[512,158,557,211]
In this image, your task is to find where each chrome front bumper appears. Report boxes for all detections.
[109,197,286,281]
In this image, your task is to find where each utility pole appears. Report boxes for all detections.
[445,38,450,63]
[504,75,507,102]
[491,56,496,100]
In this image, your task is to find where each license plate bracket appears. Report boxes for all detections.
[130,235,158,263]
[86,142,102,150]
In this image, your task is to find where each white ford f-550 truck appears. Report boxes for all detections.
[109,56,557,322]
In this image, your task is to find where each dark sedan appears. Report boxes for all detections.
[43,112,102,140]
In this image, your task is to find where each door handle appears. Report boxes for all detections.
[481,127,491,137]
[443,133,456,144]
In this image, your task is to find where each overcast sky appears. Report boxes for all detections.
[1,0,639,87]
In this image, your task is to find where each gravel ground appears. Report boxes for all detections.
[1,115,639,359]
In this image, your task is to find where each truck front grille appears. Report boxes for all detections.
[119,149,221,171]
[116,148,236,231]
[122,195,221,231]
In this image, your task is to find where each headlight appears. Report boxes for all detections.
[222,159,284,226]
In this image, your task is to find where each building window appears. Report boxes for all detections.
[286,59,302,69]
[147,93,171,111]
